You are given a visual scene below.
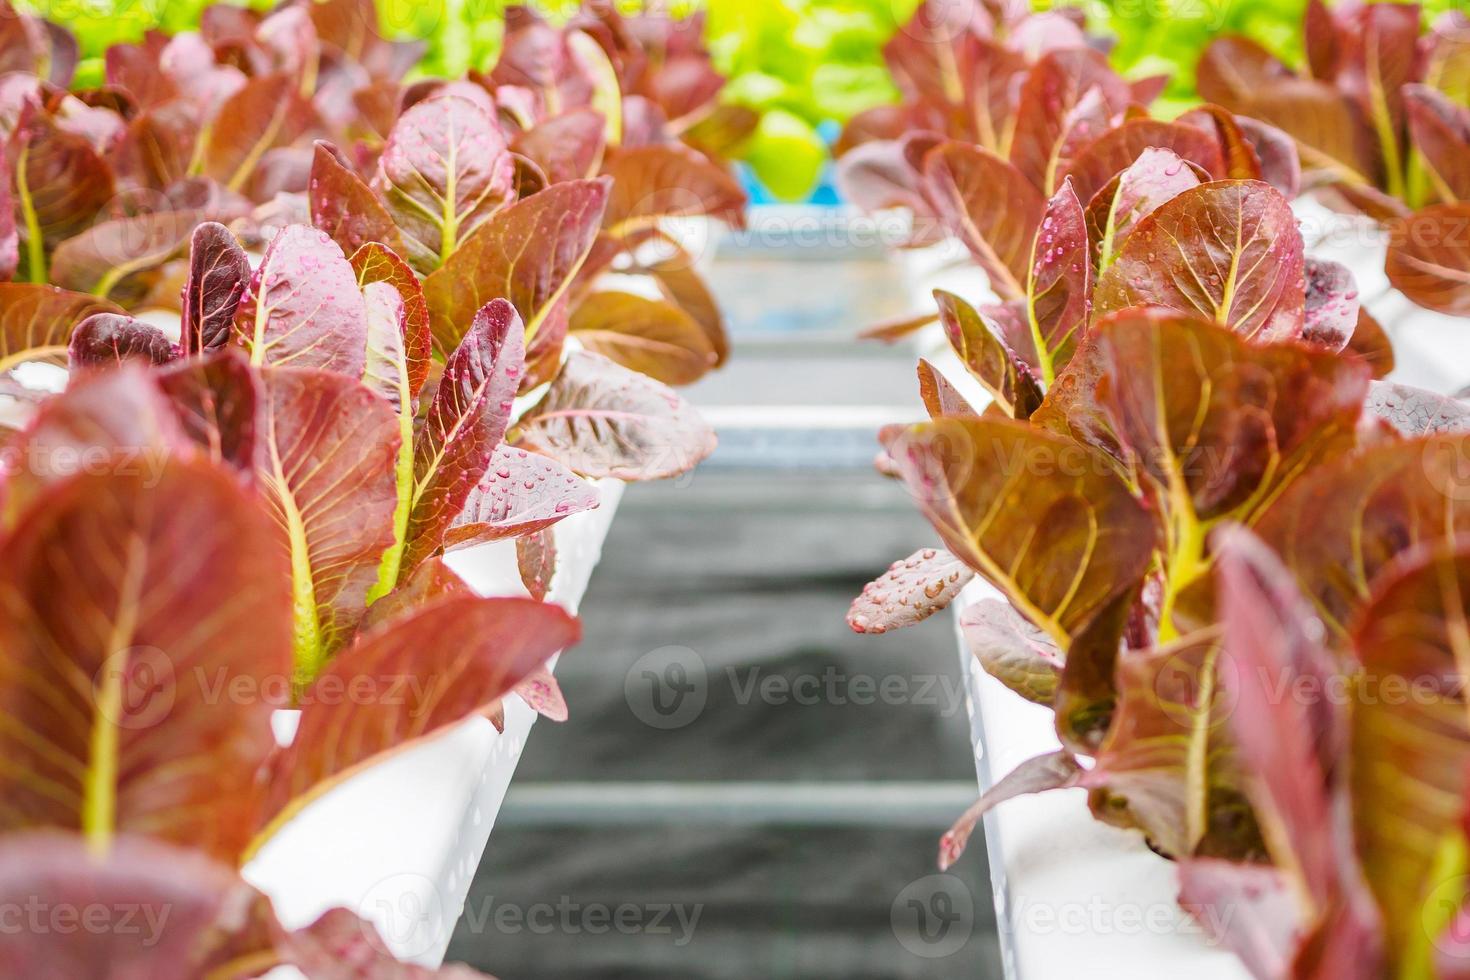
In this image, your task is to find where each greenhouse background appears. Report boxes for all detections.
[22,0,1469,200]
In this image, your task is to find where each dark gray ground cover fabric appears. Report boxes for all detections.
[448,474,1004,979]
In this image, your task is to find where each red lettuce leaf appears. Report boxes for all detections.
[1254,434,1470,639]
[939,751,1083,870]
[154,349,259,477]
[959,597,1062,705]
[282,906,491,978]
[310,139,405,259]
[376,94,515,271]
[600,143,746,233]
[1365,381,1470,435]
[1179,104,1266,181]
[883,416,1156,647]
[422,177,609,356]
[0,830,491,978]
[9,101,114,280]
[846,547,975,634]
[490,7,596,116]
[1086,309,1368,528]
[1302,257,1360,351]
[859,309,939,345]
[1061,118,1226,205]
[1177,861,1300,980]
[254,366,400,684]
[1079,630,1264,859]
[445,443,600,549]
[1404,84,1470,202]
[1348,308,1395,378]
[934,290,1042,419]
[49,209,197,302]
[0,367,188,523]
[516,526,556,601]
[1093,181,1306,342]
[646,254,729,367]
[201,73,314,195]
[1335,3,1420,182]
[1197,35,1381,191]
[567,290,716,385]
[1214,527,1384,977]
[181,221,251,357]
[0,454,292,860]
[1075,308,1368,636]
[67,312,177,369]
[1349,543,1470,969]
[357,555,469,634]
[404,298,525,573]
[0,149,14,280]
[916,357,980,419]
[835,132,942,221]
[514,350,716,480]
[308,0,424,79]
[514,106,607,184]
[1426,12,1470,105]
[1385,204,1470,316]
[106,38,177,108]
[1235,116,1303,199]
[351,242,430,399]
[921,141,1042,302]
[233,224,369,377]
[357,279,416,600]
[1087,146,1203,275]
[0,282,120,374]
[111,105,196,195]
[1008,48,1130,195]
[1026,178,1090,382]
[0,832,279,978]
[514,664,568,723]
[253,595,579,848]
[0,8,50,79]
[360,279,408,405]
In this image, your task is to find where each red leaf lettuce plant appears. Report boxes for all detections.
[0,0,421,296]
[1201,1,1470,317]
[310,2,750,389]
[0,354,578,974]
[0,0,734,620]
[48,219,714,709]
[0,213,717,980]
[837,25,1470,972]
[0,0,747,390]
[840,0,1458,881]
[0,1,740,973]
[0,99,719,980]
[834,0,1307,349]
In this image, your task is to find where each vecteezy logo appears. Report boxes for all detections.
[1424,872,1470,962]
[1422,437,1470,504]
[93,646,176,730]
[360,872,448,961]
[1150,638,1238,732]
[624,646,708,730]
[891,873,974,959]
[897,0,969,45]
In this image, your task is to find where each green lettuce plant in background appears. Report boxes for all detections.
[1083,0,1466,116]
[704,0,919,200]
